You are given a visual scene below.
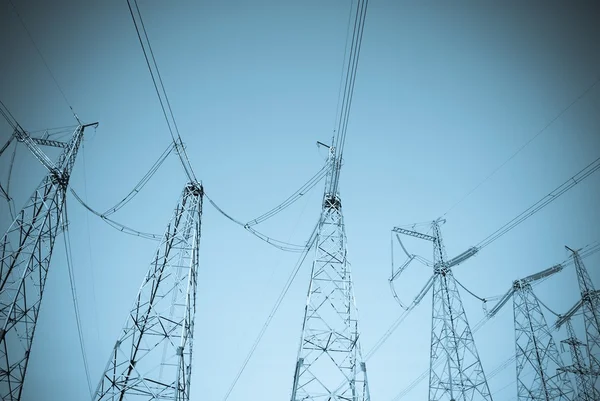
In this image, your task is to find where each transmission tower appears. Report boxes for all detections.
[289,147,370,401]
[486,264,575,401]
[512,281,575,401]
[558,319,599,401]
[0,122,96,400]
[93,182,203,401]
[423,220,492,401]
[555,246,600,393]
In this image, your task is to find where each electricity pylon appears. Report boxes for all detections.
[558,319,599,401]
[555,246,600,393]
[0,122,96,400]
[487,264,575,401]
[428,220,492,401]
[93,182,203,401]
[289,147,370,401]
[512,281,574,401]
[390,220,491,401]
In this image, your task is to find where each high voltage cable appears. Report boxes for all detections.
[221,223,319,401]
[327,0,369,197]
[126,0,197,182]
[443,76,600,217]
[245,163,330,227]
[7,0,79,121]
[62,202,94,398]
[69,188,161,240]
[476,155,600,249]
[101,142,174,216]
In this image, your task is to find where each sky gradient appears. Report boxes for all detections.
[1,1,599,400]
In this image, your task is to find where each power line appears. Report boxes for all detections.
[61,202,93,398]
[443,77,600,217]
[69,188,161,240]
[7,0,79,121]
[221,223,319,401]
[126,0,197,182]
[477,155,600,249]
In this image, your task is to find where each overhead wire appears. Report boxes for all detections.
[61,201,94,398]
[476,155,600,250]
[221,222,320,401]
[126,0,197,183]
[245,163,331,227]
[7,0,79,122]
[327,0,369,196]
[69,188,161,240]
[443,76,600,217]
[101,142,174,216]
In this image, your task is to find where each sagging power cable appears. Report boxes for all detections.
[221,222,319,401]
[70,188,161,240]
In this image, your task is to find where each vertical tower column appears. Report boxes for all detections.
[568,247,599,383]
[513,282,574,401]
[290,193,370,401]
[428,221,492,401]
[0,124,89,400]
[93,182,203,401]
[559,319,599,401]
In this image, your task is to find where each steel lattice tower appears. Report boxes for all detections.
[558,319,599,401]
[0,123,95,400]
[290,150,370,401]
[428,220,492,401]
[93,182,203,401]
[513,280,575,401]
[569,248,600,382]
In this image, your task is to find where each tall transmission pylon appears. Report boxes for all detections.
[289,148,370,401]
[93,182,203,401]
[558,319,599,401]
[487,264,575,401]
[428,220,492,401]
[289,0,369,398]
[555,246,600,392]
[0,122,96,400]
[390,220,490,401]
[512,281,574,401]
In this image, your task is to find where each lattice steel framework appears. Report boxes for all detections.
[513,281,574,401]
[290,152,370,401]
[93,182,203,401]
[569,248,600,385]
[428,220,492,401]
[558,319,599,401]
[0,124,91,400]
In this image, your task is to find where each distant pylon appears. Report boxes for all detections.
[0,123,94,400]
[558,319,599,401]
[568,247,599,386]
[512,280,575,401]
[428,220,493,401]
[289,152,370,401]
[93,182,203,401]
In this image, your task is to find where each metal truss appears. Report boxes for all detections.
[513,281,574,401]
[93,182,203,401]
[0,124,89,400]
[290,192,370,401]
[569,248,599,388]
[559,319,599,401]
[428,220,492,401]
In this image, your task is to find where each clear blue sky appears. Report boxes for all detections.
[1,1,599,400]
